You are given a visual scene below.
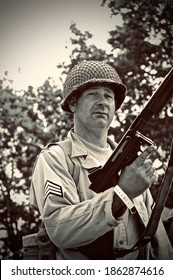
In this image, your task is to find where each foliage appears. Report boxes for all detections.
[0,0,173,259]
[57,22,110,79]
[0,75,73,259]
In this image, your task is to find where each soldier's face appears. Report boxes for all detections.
[70,85,116,131]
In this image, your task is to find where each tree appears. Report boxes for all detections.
[57,22,110,79]
[0,74,73,259]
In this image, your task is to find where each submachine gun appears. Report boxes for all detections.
[81,68,173,259]
[89,68,173,193]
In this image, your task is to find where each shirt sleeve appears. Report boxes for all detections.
[30,145,120,249]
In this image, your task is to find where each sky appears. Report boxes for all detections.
[0,0,122,90]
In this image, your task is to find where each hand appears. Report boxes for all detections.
[118,145,157,200]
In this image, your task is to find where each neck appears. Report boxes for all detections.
[73,124,108,148]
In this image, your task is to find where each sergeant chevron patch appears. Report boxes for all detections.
[44,180,63,200]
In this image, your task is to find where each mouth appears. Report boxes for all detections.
[93,111,108,118]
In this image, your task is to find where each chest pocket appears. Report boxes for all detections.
[58,140,84,200]
[58,140,99,201]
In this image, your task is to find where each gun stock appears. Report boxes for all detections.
[90,68,173,193]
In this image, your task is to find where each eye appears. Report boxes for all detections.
[88,91,97,96]
[106,94,114,100]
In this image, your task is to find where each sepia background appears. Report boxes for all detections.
[0,0,173,259]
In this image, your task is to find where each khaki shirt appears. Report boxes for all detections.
[30,131,173,259]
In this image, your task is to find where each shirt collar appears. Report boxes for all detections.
[67,129,117,169]
[67,129,88,158]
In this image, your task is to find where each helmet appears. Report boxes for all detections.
[61,60,126,112]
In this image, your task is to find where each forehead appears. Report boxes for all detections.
[83,85,114,94]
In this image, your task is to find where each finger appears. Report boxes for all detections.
[142,159,153,171]
[134,145,156,167]
[142,158,155,169]
[147,166,156,175]
[149,173,158,186]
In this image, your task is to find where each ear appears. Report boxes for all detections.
[68,95,77,113]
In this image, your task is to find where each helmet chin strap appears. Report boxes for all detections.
[68,95,77,113]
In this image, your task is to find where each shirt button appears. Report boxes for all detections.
[119,240,124,245]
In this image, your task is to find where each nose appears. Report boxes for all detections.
[96,93,108,107]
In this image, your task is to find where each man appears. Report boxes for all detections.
[30,60,173,259]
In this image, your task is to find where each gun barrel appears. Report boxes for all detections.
[146,68,173,114]
[130,68,173,131]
